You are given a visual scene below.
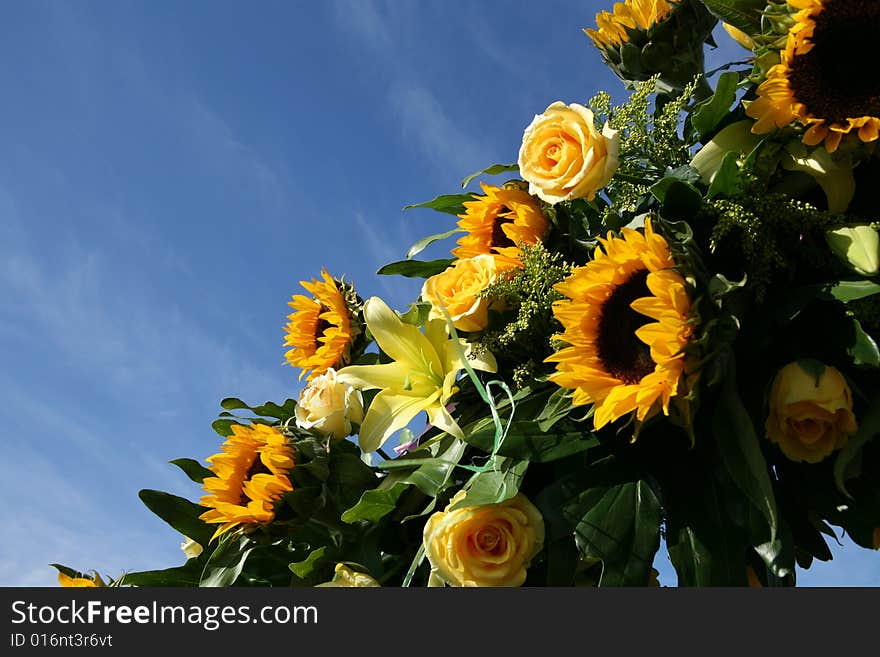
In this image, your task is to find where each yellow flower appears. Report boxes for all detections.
[180,536,203,559]
[722,22,755,50]
[336,297,496,453]
[422,255,499,333]
[518,101,619,205]
[765,361,857,463]
[58,572,103,587]
[451,183,547,269]
[745,0,880,153]
[295,367,364,439]
[284,269,354,381]
[546,218,693,430]
[423,490,545,587]
[315,563,380,587]
[584,0,677,50]
[199,423,295,540]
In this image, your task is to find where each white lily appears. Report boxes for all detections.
[336,297,496,452]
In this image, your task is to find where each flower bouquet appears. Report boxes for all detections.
[56,0,880,588]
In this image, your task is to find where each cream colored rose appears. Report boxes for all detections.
[765,361,857,463]
[180,536,203,559]
[295,367,364,439]
[315,563,380,587]
[518,101,619,204]
[423,490,545,587]
[421,255,498,332]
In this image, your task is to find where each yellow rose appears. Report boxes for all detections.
[421,255,498,332]
[295,367,364,439]
[315,563,380,587]
[765,361,857,464]
[423,490,545,587]
[518,101,619,204]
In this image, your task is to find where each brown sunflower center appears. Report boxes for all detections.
[314,306,330,343]
[238,453,271,505]
[596,268,655,384]
[787,1,880,124]
[490,207,516,249]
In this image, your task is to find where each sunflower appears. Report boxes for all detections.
[199,423,295,540]
[545,218,693,430]
[284,269,354,381]
[584,0,677,50]
[58,572,103,587]
[452,182,548,270]
[746,0,880,153]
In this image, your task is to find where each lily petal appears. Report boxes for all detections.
[357,389,441,452]
[426,403,464,440]
[364,297,442,375]
[336,362,411,392]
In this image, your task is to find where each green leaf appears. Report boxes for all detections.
[829,280,880,303]
[452,459,529,509]
[713,368,778,543]
[341,482,410,524]
[650,178,703,220]
[211,419,237,437]
[377,435,467,498]
[376,259,454,278]
[664,473,751,586]
[406,228,464,260]
[565,478,662,586]
[138,489,213,548]
[706,150,743,199]
[464,419,597,463]
[169,458,214,484]
[699,0,766,34]
[117,564,204,587]
[250,400,297,420]
[692,71,740,139]
[404,194,474,216]
[834,394,880,497]
[199,535,256,587]
[288,546,330,579]
[461,163,519,189]
[535,388,575,431]
[850,319,880,367]
[826,226,880,276]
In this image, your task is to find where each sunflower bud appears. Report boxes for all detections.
[584,0,717,94]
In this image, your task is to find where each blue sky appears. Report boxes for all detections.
[0,0,875,587]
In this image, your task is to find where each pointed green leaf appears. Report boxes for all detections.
[288,546,330,579]
[706,151,743,198]
[138,489,213,548]
[341,481,410,524]
[169,458,214,484]
[376,258,454,278]
[403,193,474,215]
[713,368,778,543]
[700,0,766,34]
[692,71,740,139]
[564,478,662,586]
[451,459,529,509]
[406,228,465,260]
[461,163,519,189]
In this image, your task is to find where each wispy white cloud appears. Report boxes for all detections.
[331,0,394,53]
[389,82,490,176]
